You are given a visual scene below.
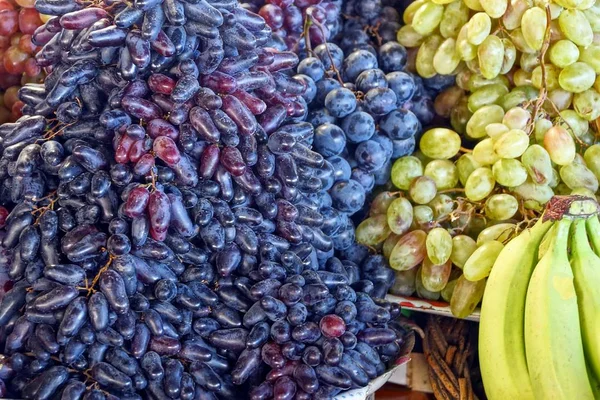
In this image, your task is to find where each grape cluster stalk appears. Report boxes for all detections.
[0,0,414,398]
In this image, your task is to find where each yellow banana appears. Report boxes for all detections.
[570,218,600,382]
[586,216,600,256]
[525,218,594,400]
[479,217,553,400]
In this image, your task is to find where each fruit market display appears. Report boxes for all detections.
[0,0,45,123]
[480,196,600,400]
[0,0,420,397]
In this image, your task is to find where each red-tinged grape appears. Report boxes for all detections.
[11,100,23,119]
[0,0,14,11]
[319,314,346,338]
[18,7,42,34]
[17,34,36,54]
[148,73,176,95]
[3,86,19,110]
[153,135,181,165]
[14,0,34,8]
[3,46,28,74]
[259,4,284,29]
[23,57,40,77]
[124,187,150,218]
[0,9,18,36]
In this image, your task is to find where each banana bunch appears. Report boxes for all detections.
[479,195,600,400]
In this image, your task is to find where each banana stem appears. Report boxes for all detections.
[543,196,599,222]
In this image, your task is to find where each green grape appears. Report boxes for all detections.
[456,24,478,61]
[421,258,452,292]
[571,187,596,198]
[499,86,537,110]
[548,89,574,113]
[554,182,571,196]
[409,176,438,204]
[521,144,553,185]
[583,144,600,181]
[450,275,486,318]
[543,125,576,165]
[412,2,444,35]
[573,89,600,121]
[467,75,510,92]
[424,160,459,190]
[502,0,528,30]
[433,38,461,75]
[383,233,402,259]
[355,215,391,247]
[559,162,600,192]
[513,69,532,87]
[492,158,528,187]
[403,0,427,24]
[511,28,536,54]
[521,7,548,50]
[476,223,517,245]
[390,268,418,296]
[493,129,529,158]
[465,167,495,201]
[467,12,492,45]
[484,194,519,220]
[451,98,473,134]
[391,156,423,190]
[549,40,580,68]
[468,83,510,112]
[413,150,433,165]
[463,0,484,11]
[480,0,507,17]
[573,153,586,166]
[416,35,444,78]
[397,25,425,47]
[500,39,517,74]
[478,35,504,79]
[370,191,397,216]
[519,52,540,74]
[450,235,478,269]
[485,123,510,140]
[426,227,453,265]
[387,197,414,235]
[473,138,500,166]
[466,104,505,139]
[539,0,564,18]
[583,3,600,32]
[559,62,596,93]
[502,107,531,131]
[559,110,589,138]
[534,118,553,143]
[531,64,560,91]
[419,128,462,159]
[428,194,455,219]
[558,9,593,47]
[548,168,560,188]
[579,44,600,73]
[389,230,427,271]
[456,69,473,90]
[440,0,469,38]
[511,179,554,210]
[415,266,441,300]
[441,277,459,303]
[413,205,434,227]
[463,240,504,281]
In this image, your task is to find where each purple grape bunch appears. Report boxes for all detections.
[0,0,409,398]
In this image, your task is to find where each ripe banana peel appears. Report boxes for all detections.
[480,196,599,400]
[479,217,552,400]
[525,217,593,399]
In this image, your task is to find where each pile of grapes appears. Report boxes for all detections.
[351,0,600,317]
[0,0,45,122]
[0,0,419,397]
